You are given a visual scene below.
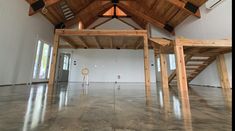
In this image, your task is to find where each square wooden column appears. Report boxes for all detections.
[216,54,231,88]
[143,35,151,90]
[48,33,60,85]
[174,42,188,98]
[159,52,169,89]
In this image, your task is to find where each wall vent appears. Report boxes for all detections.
[205,0,225,9]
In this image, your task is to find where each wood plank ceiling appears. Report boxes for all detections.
[25,0,207,34]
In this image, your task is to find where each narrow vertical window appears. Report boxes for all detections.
[63,55,69,70]
[157,58,160,72]
[47,47,53,79]
[33,41,42,79]
[169,54,176,70]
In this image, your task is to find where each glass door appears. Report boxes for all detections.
[32,40,53,82]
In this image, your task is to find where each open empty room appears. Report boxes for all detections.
[0,0,232,131]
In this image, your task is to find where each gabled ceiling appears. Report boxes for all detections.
[25,0,207,35]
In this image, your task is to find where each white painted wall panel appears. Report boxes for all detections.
[0,1,54,85]
[59,49,156,83]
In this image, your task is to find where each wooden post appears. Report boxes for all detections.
[159,52,169,89]
[48,33,60,85]
[174,41,188,98]
[216,54,231,88]
[181,95,193,131]
[143,35,151,90]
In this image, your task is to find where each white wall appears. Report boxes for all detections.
[150,0,232,87]
[0,1,54,85]
[59,49,156,83]
[175,0,232,39]
[87,18,141,30]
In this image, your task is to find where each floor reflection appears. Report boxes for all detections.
[0,83,231,131]
[23,85,48,131]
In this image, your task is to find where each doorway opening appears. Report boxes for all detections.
[57,53,71,83]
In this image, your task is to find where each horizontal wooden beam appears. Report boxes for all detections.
[56,29,147,36]
[150,38,172,46]
[166,0,201,18]
[175,38,232,47]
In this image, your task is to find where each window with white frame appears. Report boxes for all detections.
[63,55,70,70]
[169,54,176,70]
[33,40,53,80]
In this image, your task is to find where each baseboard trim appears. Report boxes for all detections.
[189,84,222,88]
[0,81,48,87]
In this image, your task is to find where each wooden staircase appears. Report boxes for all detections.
[169,55,216,85]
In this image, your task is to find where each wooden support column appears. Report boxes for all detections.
[48,33,60,85]
[216,54,231,88]
[174,42,188,98]
[181,95,193,131]
[159,52,169,89]
[143,35,151,90]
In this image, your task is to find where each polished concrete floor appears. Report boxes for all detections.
[0,83,231,131]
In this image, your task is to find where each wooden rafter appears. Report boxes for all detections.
[78,36,89,48]
[117,2,175,34]
[65,1,113,28]
[166,0,201,18]
[94,37,102,49]
[61,36,78,49]
[110,37,113,48]
[25,0,61,16]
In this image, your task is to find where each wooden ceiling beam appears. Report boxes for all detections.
[78,36,89,48]
[56,29,147,36]
[117,2,175,34]
[65,1,113,28]
[61,36,78,49]
[111,37,114,49]
[166,0,201,18]
[25,0,61,16]
[134,37,143,49]
[94,37,102,49]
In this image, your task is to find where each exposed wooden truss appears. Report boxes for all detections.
[25,0,207,35]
